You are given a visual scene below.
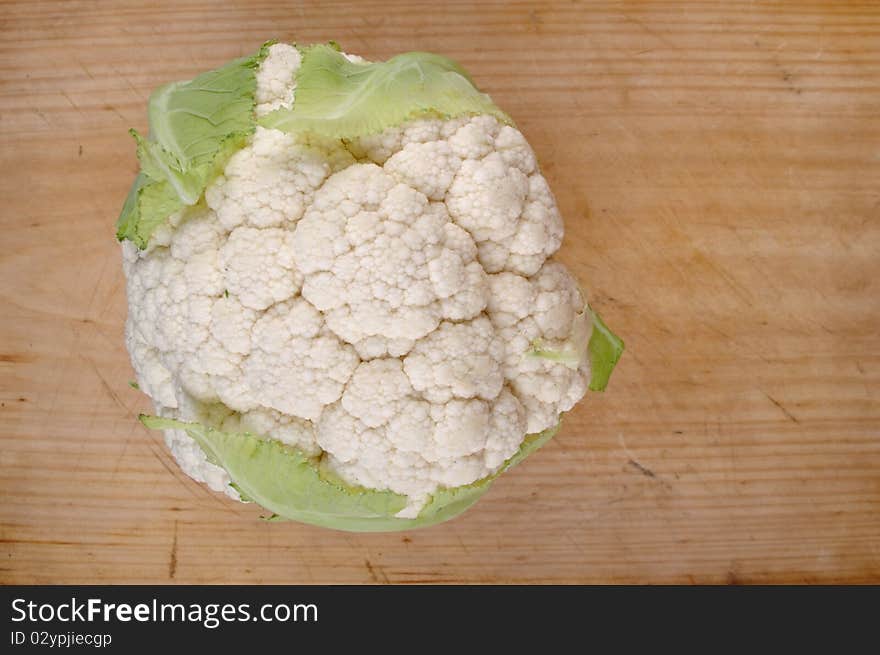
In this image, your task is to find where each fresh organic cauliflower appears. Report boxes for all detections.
[118,42,623,531]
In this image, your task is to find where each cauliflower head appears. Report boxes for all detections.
[118,42,623,531]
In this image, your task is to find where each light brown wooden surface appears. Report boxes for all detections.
[1,0,878,584]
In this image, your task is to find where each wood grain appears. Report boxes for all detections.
[1,0,878,584]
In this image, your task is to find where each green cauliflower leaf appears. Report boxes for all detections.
[116,43,272,247]
[260,43,511,139]
[140,415,558,532]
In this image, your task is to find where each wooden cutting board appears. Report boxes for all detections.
[1,0,877,584]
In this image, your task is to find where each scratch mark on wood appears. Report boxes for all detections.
[74,57,95,80]
[111,424,138,476]
[139,432,216,504]
[364,559,389,584]
[31,108,52,127]
[61,91,84,117]
[726,560,743,585]
[0,353,35,364]
[619,13,679,51]
[694,250,755,308]
[628,459,656,478]
[168,520,178,579]
[103,104,126,123]
[82,356,129,414]
[762,391,800,424]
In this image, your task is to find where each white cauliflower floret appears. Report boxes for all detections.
[429,399,491,460]
[384,141,461,200]
[125,326,177,407]
[206,127,353,231]
[126,248,210,395]
[293,164,488,355]
[445,119,564,276]
[340,358,415,428]
[168,207,225,260]
[219,226,301,311]
[484,388,527,468]
[209,296,256,355]
[487,263,590,434]
[124,205,358,426]
[317,358,526,516]
[123,45,595,516]
[239,407,320,456]
[448,153,528,244]
[347,117,443,164]
[447,115,500,159]
[403,317,504,404]
[244,298,360,421]
[494,124,538,174]
[254,43,302,116]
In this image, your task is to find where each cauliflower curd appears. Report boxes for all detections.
[119,42,622,530]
